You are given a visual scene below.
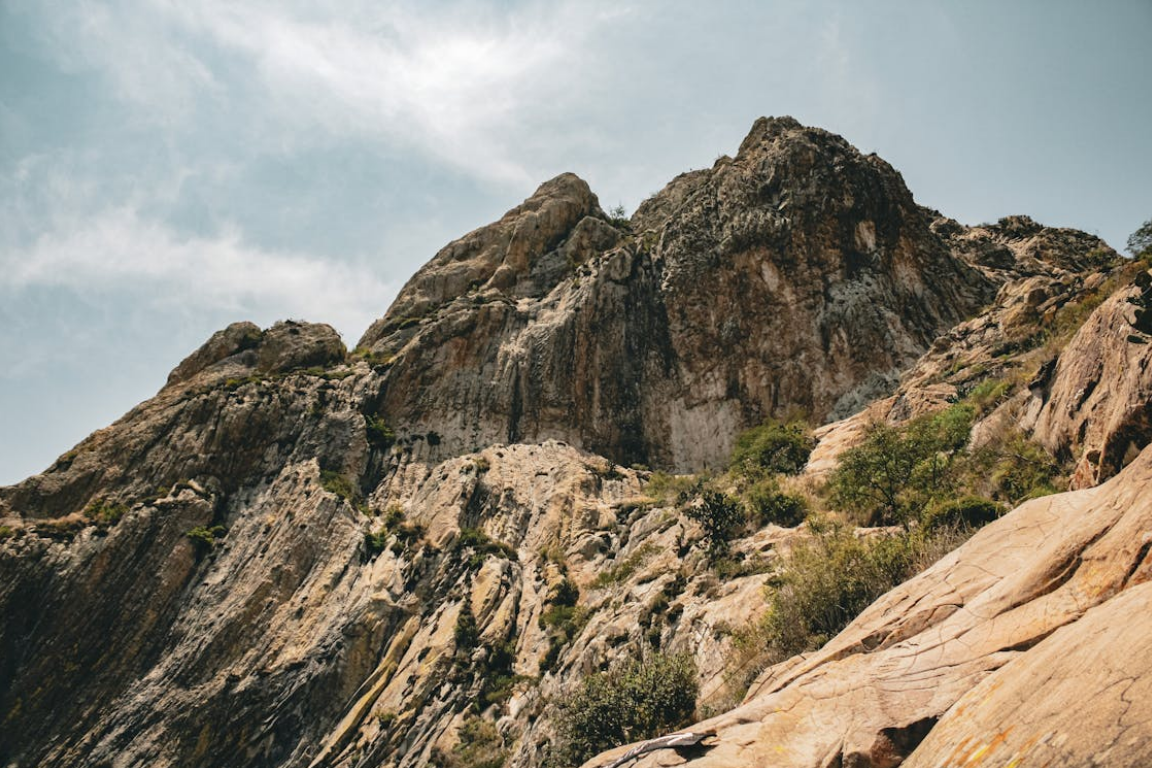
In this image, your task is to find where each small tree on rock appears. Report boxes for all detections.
[1128,218,1152,261]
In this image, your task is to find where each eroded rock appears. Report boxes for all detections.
[358,117,996,471]
[588,446,1152,768]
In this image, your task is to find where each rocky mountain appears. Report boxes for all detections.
[1,117,1149,768]
[356,117,995,470]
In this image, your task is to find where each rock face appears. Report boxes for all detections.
[0,117,1147,768]
[1,319,352,521]
[0,434,773,768]
[1031,273,1152,487]
[590,445,1152,768]
[806,219,1133,483]
[358,117,994,471]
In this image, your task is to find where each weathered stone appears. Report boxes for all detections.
[1031,270,1152,487]
[166,320,262,385]
[359,117,996,472]
[0,117,1144,768]
[587,446,1152,768]
[903,579,1152,768]
[804,229,1126,483]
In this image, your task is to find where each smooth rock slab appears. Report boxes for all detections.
[586,445,1152,768]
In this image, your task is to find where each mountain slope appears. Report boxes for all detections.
[355,117,995,471]
[589,443,1152,768]
[0,117,1147,768]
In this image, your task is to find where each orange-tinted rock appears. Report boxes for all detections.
[586,446,1152,768]
[1031,270,1152,487]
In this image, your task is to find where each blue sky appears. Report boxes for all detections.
[1,0,1150,485]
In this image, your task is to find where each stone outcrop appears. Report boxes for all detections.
[1030,272,1152,487]
[0,433,774,768]
[588,445,1152,768]
[357,117,995,471]
[0,319,353,522]
[805,221,1132,482]
[0,116,1147,768]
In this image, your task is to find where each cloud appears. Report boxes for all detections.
[0,205,394,341]
[22,0,620,185]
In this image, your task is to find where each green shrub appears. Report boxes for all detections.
[186,525,227,555]
[964,378,1013,416]
[454,600,480,655]
[0,526,15,541]
[730,420,814,477]
[476,640,529,712]
[684,490,745,560]
[364,507,426,559]
[762,527,920,657]
[1129,218,1152,260]
[319,470,358,502]
[591,543,658,588]
[548,577,579,607]
[364,530,389,557]
[827,405,974,526]
[350,347,394,368]
[644,471,704,504]
[745,477,809,527]
[539,578,588,673]
[83,498,128,527]
[436,716,507,768]
[607,203,630,229]
[551,653,697,767]
[987,435,1064,502]
[922,496,1005,532]
[539,606,590,672]
[1032,262,1147,352]
[540,603,583,634]
[454,528,517,569]
[585,461,624,481]
[365,415,396,451]
[223,374,261,389]
[959,431,1065,504]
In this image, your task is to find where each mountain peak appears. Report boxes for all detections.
[349,120,1000,470]
[356,170,612,351]
[1,118,1144,768]
[738,114,804,146]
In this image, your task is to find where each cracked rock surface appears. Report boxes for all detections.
[586,446,1152,768]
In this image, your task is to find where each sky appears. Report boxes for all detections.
[1,0,1150,485]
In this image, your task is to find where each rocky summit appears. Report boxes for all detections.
[1,117,1150,768]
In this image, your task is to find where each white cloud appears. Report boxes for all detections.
[26,0,619,184]
[28,0,219,126]
[1,206,395,341]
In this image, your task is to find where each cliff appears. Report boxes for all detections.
[0,117,1148,768]
[356,117,995,470]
